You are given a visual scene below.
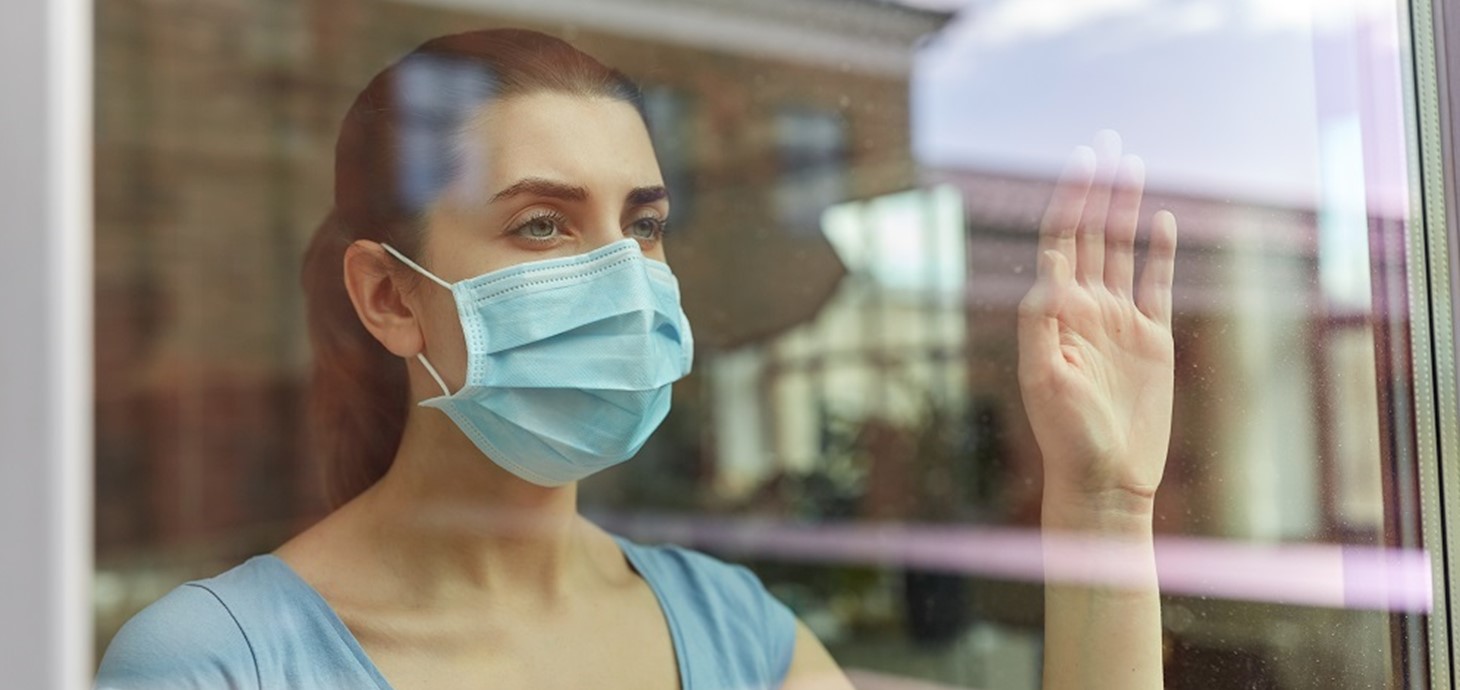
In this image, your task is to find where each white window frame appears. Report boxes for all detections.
[0,0,93,687]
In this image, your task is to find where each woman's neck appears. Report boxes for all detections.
[347,408,597,605]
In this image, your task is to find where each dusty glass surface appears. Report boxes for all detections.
[93,0,1433,687]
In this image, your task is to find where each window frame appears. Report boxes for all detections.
[1,0,1457,685]
[1408,0,1459,685]
[0,0,94,688]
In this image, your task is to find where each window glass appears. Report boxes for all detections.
[93,0,1437,687]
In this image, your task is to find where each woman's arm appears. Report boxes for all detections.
[1018,131,1177,690]
[1041,491,1162,689]
[782,620,857,690]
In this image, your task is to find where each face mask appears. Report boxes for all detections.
[380,239,694,486]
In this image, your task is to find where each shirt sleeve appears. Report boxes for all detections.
[94,583,260,690]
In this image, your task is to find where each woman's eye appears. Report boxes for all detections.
[514,215,564,241]
[627,217,665,241]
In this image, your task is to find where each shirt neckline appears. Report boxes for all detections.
[614,534,692,690]
[252,534,689,690]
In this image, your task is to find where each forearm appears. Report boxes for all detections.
[1040,487,1163,690]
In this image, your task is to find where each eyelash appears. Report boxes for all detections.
[510,210,570,243]
[627,215,670,241]
[508,210,670,243]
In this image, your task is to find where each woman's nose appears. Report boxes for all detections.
[582,220,628,251]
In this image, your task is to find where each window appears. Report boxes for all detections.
[48,0,1456,688]
[643,85,699,230]
[776,106,850,236]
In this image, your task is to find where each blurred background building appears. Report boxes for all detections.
[93,0,1432,688]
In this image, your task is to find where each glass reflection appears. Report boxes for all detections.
[92,1,1432,688]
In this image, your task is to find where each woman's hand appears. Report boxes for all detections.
[1017,131,1178,523]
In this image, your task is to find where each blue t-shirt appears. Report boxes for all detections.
[95,535,797,689]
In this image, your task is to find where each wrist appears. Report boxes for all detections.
[1041,485,1159,591]
[1041,484,1156,536]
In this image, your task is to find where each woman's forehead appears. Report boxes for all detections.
[455,92,661,193]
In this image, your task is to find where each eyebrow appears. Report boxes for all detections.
[487,177,669,206]
[626,185,669,206]
[490,177,587,203]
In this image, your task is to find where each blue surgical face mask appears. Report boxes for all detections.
[380,239,694,486]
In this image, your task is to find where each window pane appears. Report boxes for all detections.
[93,0,1437,688]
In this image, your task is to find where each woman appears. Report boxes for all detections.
[96,29,1177,690]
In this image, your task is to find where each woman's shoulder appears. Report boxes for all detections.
[95,555,372,690]
[94,558,278,690]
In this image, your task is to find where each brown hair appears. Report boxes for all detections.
[301,29,646,508]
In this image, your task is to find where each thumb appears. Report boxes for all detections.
[1018,250,1071,373]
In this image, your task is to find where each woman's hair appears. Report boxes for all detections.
[302,29,646,508]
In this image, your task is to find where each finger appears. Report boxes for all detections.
[1136,210,1178,326]
[1038,146,1096,272]
[1103,154,1145,295]
[1076,130,1121,285]
[1019,250,1073,372]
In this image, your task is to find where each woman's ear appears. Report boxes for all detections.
[342,240,426,358]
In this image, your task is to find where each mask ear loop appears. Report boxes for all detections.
[380,242,452,289]
[380,242,455,397]
[415,353,452,397]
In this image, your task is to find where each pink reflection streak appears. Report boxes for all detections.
[590,513,1431,613]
